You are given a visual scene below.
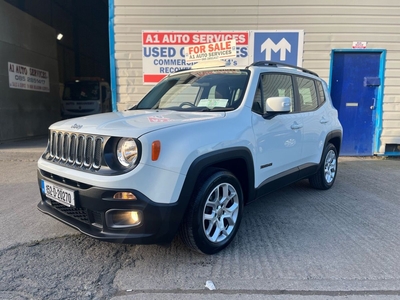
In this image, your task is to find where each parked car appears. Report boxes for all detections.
[37,61,342,254]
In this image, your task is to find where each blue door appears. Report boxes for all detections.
[330,51,384,156]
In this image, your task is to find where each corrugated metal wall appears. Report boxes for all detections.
[112,0,400,154]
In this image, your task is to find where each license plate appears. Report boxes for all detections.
[41,180,75,207]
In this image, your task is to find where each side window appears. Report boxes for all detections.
[316,81,326,106]
[206,84,231,100]
[296,77,318,112]
[252,73,294,114]
[233,88,242,101]
[208,85,217,99]
[252,84,263,114]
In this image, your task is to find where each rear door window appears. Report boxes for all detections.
[296,77,318,112]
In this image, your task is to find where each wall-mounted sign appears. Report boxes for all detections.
[8,62,50,92]
[251,30,304,67]
[141,30,305,84]
[352,41,367,49]
[142,31,249,84]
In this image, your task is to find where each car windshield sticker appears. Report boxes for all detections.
[198,99,229,108]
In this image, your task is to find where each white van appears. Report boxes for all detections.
[61,77,111,119]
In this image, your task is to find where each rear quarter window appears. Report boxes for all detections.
[316,81,326,106]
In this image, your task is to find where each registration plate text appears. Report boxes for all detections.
[41,180,75,207]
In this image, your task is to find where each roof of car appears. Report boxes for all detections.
[170,60,319,78]
[248,61,319,77]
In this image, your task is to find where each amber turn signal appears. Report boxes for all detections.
[113,192,136,200]
[152,140,161,161]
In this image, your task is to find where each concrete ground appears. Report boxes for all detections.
[1,138,400,299]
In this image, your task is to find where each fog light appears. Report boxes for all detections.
[130,211,140,224]
[105,210,142,228]
[113,192,136,200]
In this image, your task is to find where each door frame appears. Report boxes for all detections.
[328,49,386,154]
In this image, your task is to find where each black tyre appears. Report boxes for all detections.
[179,169,244,254]
[309,143,338,190]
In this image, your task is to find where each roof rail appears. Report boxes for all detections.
[248,61,319,77]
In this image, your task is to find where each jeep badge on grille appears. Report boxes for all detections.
[71,124,83,130]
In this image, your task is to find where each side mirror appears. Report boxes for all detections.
[265,97,291,113]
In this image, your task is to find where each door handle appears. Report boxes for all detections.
[370,98,376,110]
[320,117,329,124]
[291,122,303,130]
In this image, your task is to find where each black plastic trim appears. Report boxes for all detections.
[254,163,319,202]
[37,169,181,244]
[255,166,298,201]
[325,130,342,155]
[174,147,255,214]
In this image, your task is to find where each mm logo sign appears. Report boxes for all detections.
[252,30,304,67]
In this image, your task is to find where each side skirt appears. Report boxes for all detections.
[251,163,319,203]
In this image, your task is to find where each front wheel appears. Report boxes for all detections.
[179,169,244,254]
[309,143,338,190]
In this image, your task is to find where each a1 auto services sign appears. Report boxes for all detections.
[185,39,237,62]
[142,31,249,84]
[141,30,304,84]
[8,62,50,92]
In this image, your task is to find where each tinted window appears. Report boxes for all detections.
[252,85,263,114]
[296,77,318,112]
[253,73,294,114]
[316,81,326,105]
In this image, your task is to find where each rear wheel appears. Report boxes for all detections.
[179,169,244,254]
[309,143,338,190]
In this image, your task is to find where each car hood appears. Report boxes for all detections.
[49,110,226,137]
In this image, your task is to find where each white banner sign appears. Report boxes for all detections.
[142,31,250,84]
[8,62,50,92]
[184,39,236,62]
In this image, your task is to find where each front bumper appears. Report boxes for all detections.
[37,169,183,244]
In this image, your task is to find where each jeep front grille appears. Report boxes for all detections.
[48,131,103,171]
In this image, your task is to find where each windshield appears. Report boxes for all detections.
[63,81,100,101]
[134,69,250,111]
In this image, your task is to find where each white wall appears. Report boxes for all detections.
[112,0,400,154]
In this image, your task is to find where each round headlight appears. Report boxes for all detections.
[116,138,138,168]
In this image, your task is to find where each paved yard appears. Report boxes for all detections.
[1,139,400,299]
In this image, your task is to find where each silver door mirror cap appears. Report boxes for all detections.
[266,97,291,113]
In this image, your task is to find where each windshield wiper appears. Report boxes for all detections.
[130,106,234,112]
[200,107,235,112]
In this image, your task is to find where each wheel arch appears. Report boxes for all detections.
[311,130,342,176]
[325,130,342,156]
[178,147,255,210]
[191,147,254,205]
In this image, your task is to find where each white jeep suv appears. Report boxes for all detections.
[37,61,342,254]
